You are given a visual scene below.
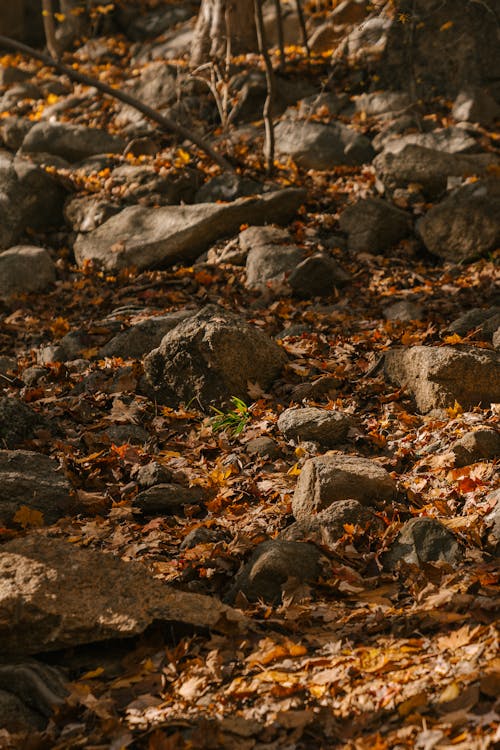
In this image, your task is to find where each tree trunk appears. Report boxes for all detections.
[191,0,259,65]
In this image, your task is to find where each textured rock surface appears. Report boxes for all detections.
[385,346,500,413]
[0,246,56,299]
[451,429,500,467]
[447,307,500,342]
[289,253,351,297]
[417,180,500,261]
[100,310,195,358]
[0,535,246,656]
[339,197,410,253]
[374,145,498,199]
[0,450,73,527]
[278,407,351,446]
[292,454,397,520]
[0,398,48,448]
[275,119,374,169]
[21,121,125,162]
[143,305,287,408]
[228,540,322,603]
[245,243,303,291]
[382,518,462,570]
[132,483,203,515]
[281,499,383,545]
[74,189,306,271]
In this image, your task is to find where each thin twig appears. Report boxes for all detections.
[273,0,286,71]
[41,0,61,60]
[295,0,310,58]
[254,0,275,174]
[0,34,234,172]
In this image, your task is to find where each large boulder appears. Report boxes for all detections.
[143,305,287,408]
[0,535,246,657]
[339,197,411,253]
[100,310,195,358]
[0,246,56,299]
[385,346,500,413]
[380,0,500,98]
[417,180,500,262]
[21,121,125,163]
[292,454,397,520]
[73,188,306,271]
[373,145,498,199]
[0,450,73,527]
[0,397,48,448]
[274,119,374,169]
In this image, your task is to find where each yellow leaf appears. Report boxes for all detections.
[13,506,44,529]
[80,667,104,680]
[176,148,190,164]
[440,21,454,31]
[54,12,66,22]
[287,462,301,476]
[446,400,463,418]
[443,333,463,344]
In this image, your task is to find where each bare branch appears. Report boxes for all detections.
[0,34,234,172]
[253,0,275,174]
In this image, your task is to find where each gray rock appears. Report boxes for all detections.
[382,517,462,570]
[353,90,411,117]
[0,116,34,150]
[239,224,290,253]
[195,173,263,203]
[0,661,67,720]
[380,127,478,156]
[339,197,410,253]
[0,689,45,731]
[73,188,306,271]
[143,305,287,408]
[38,329,91,364]
[289,253,351,297]
[228,540,322,603]
[133,483,202,515]
[417,180,500,262]
[291,375,342,402]
[131,461,173,488]
[374,145,499,199]
[0,450,73,527]
[180,526,224,550]
[244,436,281,458]
[64,195,120,233]
[124,61,178,108]
[108,163,200,205]
[452,87,500,126]
[21,121,125,162]
[245,243,303,291]
[0,398,47,449]
[451,429,500,467]
[281,498,384,545]
[447,307,500,342]
[278,407,351,447]
[384,300,423,322]
[292,454,397,520]
[103,424,150,445]
[0,153,65,249]
[385,346,500,413]
[0,535,246,657]
[274,119,374,169]
[0,246,56,299]
[100,310,195,359]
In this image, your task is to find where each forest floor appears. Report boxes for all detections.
[0,1,499,749]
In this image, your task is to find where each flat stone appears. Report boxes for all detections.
[278,407,351,447]
[385,346,500,413]
[0,246,55,299]
[21,121,125,162]
[0,535,246,657]
[245,243,303,291]
[275,119,374,169]
[73,188,306,271]
[292,454,397,520]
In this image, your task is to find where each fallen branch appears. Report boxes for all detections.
[0,34,233,172]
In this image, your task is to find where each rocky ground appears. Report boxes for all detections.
[0,1,499,748]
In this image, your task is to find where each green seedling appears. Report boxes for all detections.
[211,397,251,436]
